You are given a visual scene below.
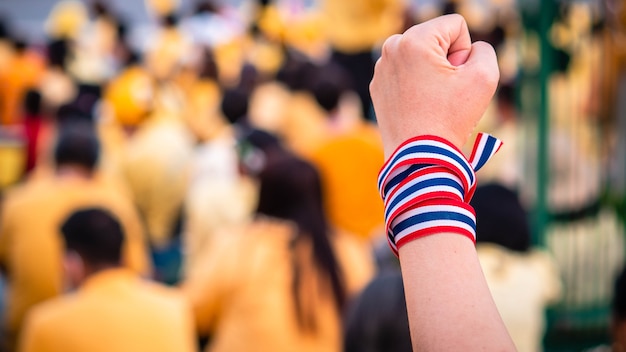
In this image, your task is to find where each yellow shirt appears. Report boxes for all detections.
[19,269,196,352]
[121,117,194,248]
[0,176,152,338]
[182,218,374,352]
[309,124,385,240]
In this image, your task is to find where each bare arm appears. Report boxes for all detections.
[399,235,514,350]
[370,14,516,350]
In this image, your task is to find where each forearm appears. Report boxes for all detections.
[399,234,515,351]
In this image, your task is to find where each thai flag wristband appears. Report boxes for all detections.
[377,133,503,256]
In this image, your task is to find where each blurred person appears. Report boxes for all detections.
[0,38,45,125]
[182,135,374,352]
[18,208,196,352]
[38,37,77,113]
[0,122,151,349]
[249,55,327,156]
[119,100,194,272]
[542,93,624,317]
[144,12,193,82]
[102,59,154,131]
[100,50,194,262]
[182,87,257,276]
[307,62,385,241]
[66,1,121,86]
[44,0,89,41]
[471,183,562,352]
[344,271,411,352]
[20,90,48,175]
[321,0,406,118]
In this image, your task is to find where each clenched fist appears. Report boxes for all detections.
[370,14,499,157]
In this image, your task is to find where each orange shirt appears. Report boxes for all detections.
[309,124,385,240]
[0,176,152,339]
[182,218,374,352]
[19,269,196,352]
[0,50,44,125]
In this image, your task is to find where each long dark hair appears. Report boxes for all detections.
[254,145,346,332]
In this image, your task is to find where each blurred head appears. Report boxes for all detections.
[91,1,112,18]
[194,1,218,14]
[160,13,179,28]
[311,62,352,114]
[61,208,124,288]
[496,83,516,122]
[45,0,89,40]
[221,88,249,125]
[54,121,100,174]
[0,16,9,40]
[103,66,154,127]
[470,183,531,252]
[23,89,43,117]
[276,54,317,92]
[47,38,70,70]
[256,153,325,226]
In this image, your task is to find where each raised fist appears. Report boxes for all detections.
[370,14,499,157]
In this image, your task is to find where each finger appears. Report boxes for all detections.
[381,34,402,59]
[461,41,500,90]
[418,14,472,66]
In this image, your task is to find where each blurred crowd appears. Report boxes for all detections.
[0,0,625,351]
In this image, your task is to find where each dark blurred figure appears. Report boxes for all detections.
[18,208,195,352]
[611,266,626,350]
[21,90,46,174]
[221,87,251,131]
[472,183,531,252]
[0,122,151,350]
[344,272,411,352]
[182,136,373,352]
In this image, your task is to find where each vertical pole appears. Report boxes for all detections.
[533,0,555,247]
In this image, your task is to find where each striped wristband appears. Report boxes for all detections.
[378,133,502,256]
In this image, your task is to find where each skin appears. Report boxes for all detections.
[370,14,516,351]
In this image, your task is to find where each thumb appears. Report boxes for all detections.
[461,41,500,92]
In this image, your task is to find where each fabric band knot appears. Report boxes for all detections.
[377,133,503,256]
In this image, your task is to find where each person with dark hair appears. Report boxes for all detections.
[0,123,151,350]
[307,62,386,242]
[182,140,373,351]
[220,88,250,127]
[52,122,100,171]
[17,208,195,352]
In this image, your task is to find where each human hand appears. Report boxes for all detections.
[370,14,499,157]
